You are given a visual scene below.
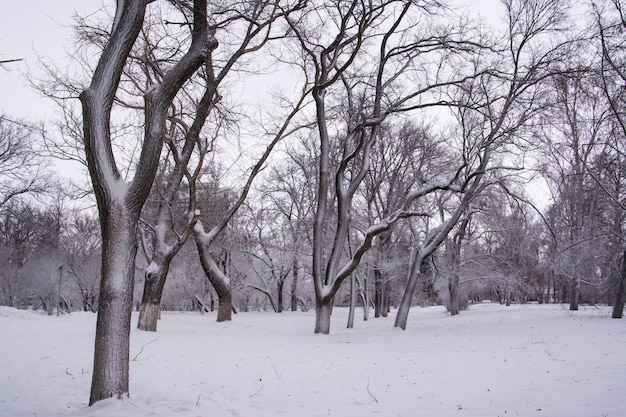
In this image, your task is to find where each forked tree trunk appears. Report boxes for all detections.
[82,0,211,405]
[89,205,138,405]
[612,251,625,319]
[315,297,333,334]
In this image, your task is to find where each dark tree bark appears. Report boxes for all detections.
[277,279,284,313]
[612,251,626,318]
[569,278,580,311]
[315,297,333,334]
[82,0,211,405]
[446,215,470,316]
[374,269,383,318]
[291,257,299,312]
[137,257,170,331]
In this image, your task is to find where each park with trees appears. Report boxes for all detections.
[0,0,624,413]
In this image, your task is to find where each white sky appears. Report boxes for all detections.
[0,1,100,120]
[0,0,504,121]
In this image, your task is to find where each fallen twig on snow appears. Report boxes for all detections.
[132,337,159,361]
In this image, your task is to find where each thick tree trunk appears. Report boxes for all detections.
[217,290,232,322]
[277,280,284,313]
[395,251,425,330]
[81,0,211,405]
[137,302,159,331]
[314,297,333,334]
[195,235,232,322]
[209,267,232,322]
[612,251,625,319]
[137,261,169,331]
[381,283,389,317]
[89,206,138,406]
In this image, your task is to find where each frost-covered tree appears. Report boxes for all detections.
[79,0,215,405]
[285,0,485,334]
[394,0,578,329]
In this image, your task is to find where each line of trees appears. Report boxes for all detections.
[0,0,624,407]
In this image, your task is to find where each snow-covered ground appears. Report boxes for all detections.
[0,303,624,417]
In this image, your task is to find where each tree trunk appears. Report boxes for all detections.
[395,250,425,330]
[209,266,232,322]
[448,274,459,316]
[137,302,160,331]
[360,278,369,321]
[315,297,333,334]
[89,206,138,405]
[374,269,382,318]
[347,274,356,328]
[381,283,388,317]
[277,279,284,313]
[137,260,169,331]
[291,258,298,312]
[195,235,232,322]
[217,290,232,322]
[569,276,579,311]
[612,251,625,319]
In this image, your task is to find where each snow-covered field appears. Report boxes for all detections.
[0,304,624,417]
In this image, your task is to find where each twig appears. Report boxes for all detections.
[132,337,159,361]
[271,361,282,380]
[249,385,264,397]
[366,378,378,404]
[196,394,201,406]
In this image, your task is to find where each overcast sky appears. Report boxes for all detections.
[0,1,97,120]
[0,0,504,121]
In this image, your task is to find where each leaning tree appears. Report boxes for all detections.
[285,0,486,333]
[393,0,580,329]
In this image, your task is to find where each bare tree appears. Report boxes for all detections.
[79,0,215,405]
[192,87,308,321]
[593,0,626,317]
[255,137,317,311]
[361,121,448,317]
[394,0,577,329]
[542,70,606,310]
[285,0,486,334]
[138,0,308,329]
[61,212,101,312]
[0,115,48,208]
